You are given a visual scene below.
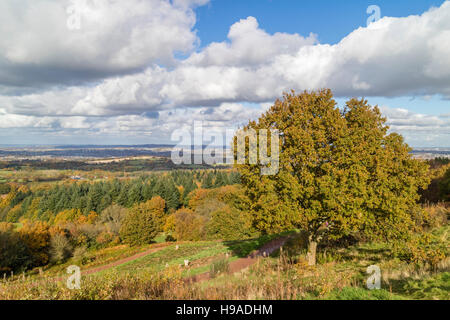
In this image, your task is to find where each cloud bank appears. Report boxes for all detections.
[0,0,449,145]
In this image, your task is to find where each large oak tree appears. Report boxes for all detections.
[235,89,429,265]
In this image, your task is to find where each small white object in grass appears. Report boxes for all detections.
[165,263,169,268]
[225,253,230,259]
[184,260,189,267]
[175,245,179,250]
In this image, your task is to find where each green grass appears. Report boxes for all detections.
[113,241,229,274]
[42,243,158,276]
[224,230,295,258]
[153,233,167,244]
[77,231,289,279]
[389,272,450,300]
[323,287,404,300]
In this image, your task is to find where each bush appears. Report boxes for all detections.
[173,209,207,241]
[68,223,102,248]
[96,231,115,245]
[119,197,165,246]
[49,234,73,263]
[325,287,402,300]
[210,258,230,278]
[438,167,450,201]
[18,221,51,267]
[421,205,448,230]
[72,246,89,265]
[165,234,176,242]
[0,183,11,195]
[0,223,28,272]
[207,205,254,240]
[393,233,447,269]
[99,204,128,235]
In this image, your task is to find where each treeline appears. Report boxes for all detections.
[0,158,227,172]
[0,170,240,223]
[0,183,250,273]
[421,160,450,203]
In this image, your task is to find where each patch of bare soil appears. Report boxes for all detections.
[186,236,291,283]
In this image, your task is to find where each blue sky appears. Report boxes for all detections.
[195,0,445,45]
[0,0,449,147]
[194,0,450,120]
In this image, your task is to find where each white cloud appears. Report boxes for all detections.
[186,17,318,67]
[0,0,207,86]
[13,1,449,118]
[379,106,450,146]
[0,1,450,145]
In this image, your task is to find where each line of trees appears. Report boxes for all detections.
[0,185,251,273]
[0,170,240,224]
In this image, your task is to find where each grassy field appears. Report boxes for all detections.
[110,241,234,277]
[0,225,448,300]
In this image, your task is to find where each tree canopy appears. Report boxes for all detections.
[119,196,166,246]
[236,89,430,265]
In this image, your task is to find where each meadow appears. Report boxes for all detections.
[0,222,448,300]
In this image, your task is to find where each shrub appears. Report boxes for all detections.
[163,214,176,234]
[72,246,89,265]
[165,234,176,242]
[207,205,255,240]
[173,209,207,241]
[325,287,402,300]
[96,231,115,245]
[421,205,448,230]
[209,258,230,278]
[438,167,450,201]
[49,234,73,263]
[392,233,447,269]
[99,204,127,235]
[0,223,28,272]
[70,223,102,248]
[0,183,11,195]
[119,197,165,246]
[18,221,51,267]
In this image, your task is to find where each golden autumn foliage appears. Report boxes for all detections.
[163,213,176,234]
[119,196,166,245]
[18,221,51,266]
[236,90,430,265]
[54,209,83,225]
[172,208,207,241]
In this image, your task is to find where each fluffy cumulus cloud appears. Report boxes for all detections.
[0,0,449,145]
[0,0,203,88]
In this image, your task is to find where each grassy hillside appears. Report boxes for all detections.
[1,225,448,300]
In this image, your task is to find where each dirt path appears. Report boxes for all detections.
[186,236,291,283]
[53,236,289,283]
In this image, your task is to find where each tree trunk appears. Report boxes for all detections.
[307,240,317,266]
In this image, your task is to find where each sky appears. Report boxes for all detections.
[0,0,449,147]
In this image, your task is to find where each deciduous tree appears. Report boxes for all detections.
[236,90,429,265]
[120,196,166,245]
